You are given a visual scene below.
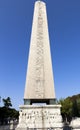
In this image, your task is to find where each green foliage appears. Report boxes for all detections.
[2,97,12,108]
[77,98,80,115]
[72,100,79,117]
[0,107,19,125]
[58,94,80,122]
[0,97,19,125]
[61,98,73,115]
[58,98,72,122]
[0,107,19,118]
[71,94,80,117]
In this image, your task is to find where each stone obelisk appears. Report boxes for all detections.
[24,0,55,105]
[16,1,63,130]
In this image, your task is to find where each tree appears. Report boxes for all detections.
[2,97,12,108]
[58,98,73,122]
[58,94,80,122]
[77,98,80,116]
[70,94,80,117]
[72,99,79,117]
[0,107,19,125]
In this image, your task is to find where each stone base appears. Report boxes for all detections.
[70,118,80,130]
[16,105,63,130]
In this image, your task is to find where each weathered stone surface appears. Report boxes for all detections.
[16,105,63,130]
[24,0,55,100]
[70,118,80,130]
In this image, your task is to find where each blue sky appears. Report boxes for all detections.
[0,0,80,109]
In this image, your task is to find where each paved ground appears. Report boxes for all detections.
[0,124,72,130]
[63,125,72,130]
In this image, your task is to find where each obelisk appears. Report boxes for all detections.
[24,0,55,105]
[16,1,63,130]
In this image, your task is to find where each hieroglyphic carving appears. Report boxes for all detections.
[35,2,45,98]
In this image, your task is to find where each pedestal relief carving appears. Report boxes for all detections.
[16,105,63,130]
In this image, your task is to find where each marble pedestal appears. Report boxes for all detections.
[16,105,63,130]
